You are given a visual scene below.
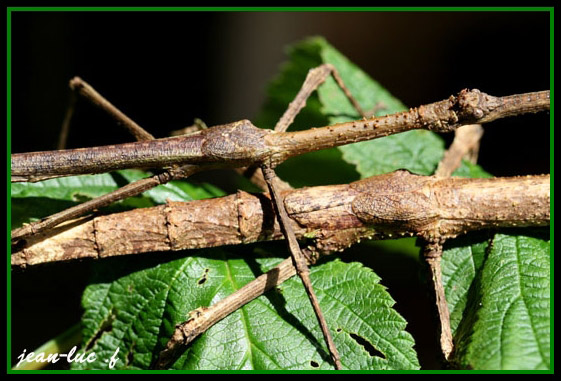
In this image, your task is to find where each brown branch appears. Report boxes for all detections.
[12,89,549,183]
[12,171,550,268]
[267,89,549,166]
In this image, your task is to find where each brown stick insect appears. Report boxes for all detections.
[11,56,550,369]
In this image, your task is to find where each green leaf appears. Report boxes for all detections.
[275,149,359,188]
[440,233,490,335]
[339,131,445,178]
[11,169,222,202]
[73,252,419,370]
[112,169,226,204]
[451,160,493,179]
[11,173,125,200]
[450,232,550,370]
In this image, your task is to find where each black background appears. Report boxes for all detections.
[10,10,550,370]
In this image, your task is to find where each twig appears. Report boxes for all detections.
[262,165,342,369]
[11,76,551,369]
[56,90,77,150]
[273,63,366,133]
[69,77,155,141]
[266,89,549,166]
[10,50,550,371]
[154,256,299,369]
[12,171,550,267]
[422,242,454,360]
[16,66,367,370]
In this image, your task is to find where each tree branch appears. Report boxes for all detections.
[267,90,549,165]
[12,89,549,182]
[12,171,550,268]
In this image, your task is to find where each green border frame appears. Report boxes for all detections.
[6,6,554,374]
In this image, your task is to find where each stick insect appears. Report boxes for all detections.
[11,61,550,369]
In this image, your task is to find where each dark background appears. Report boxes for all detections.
[10,11,550,370]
